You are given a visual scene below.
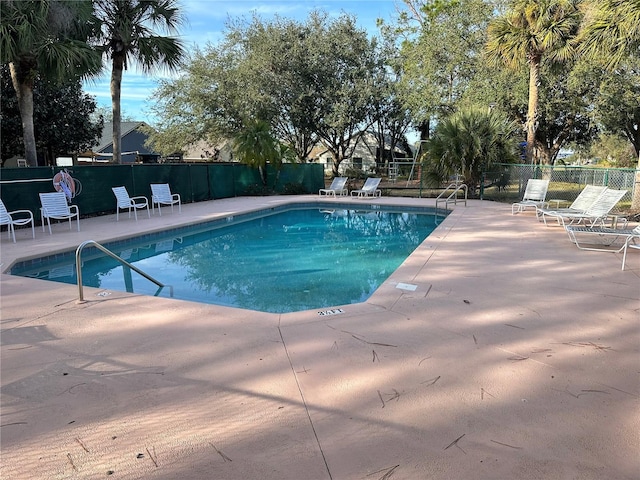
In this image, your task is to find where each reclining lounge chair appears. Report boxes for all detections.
[566,225,640,271]
[547,189,627,228]
[351,177,382,198]
[319,177,348,197]
[537,185,607,225]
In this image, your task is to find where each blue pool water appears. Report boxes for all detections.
[11,204,446,313]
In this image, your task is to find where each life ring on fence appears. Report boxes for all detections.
[53,170,75,202]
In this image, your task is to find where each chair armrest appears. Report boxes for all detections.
[9,209,34,219]
[130,196,148,205]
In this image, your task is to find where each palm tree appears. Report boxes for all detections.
[424,108,519,192]
[579,0,640,69]
[0,0,101,166]
[233,119,291,188]
[579,0,640,212]
[93,0,185,164]
[486,0,582,164]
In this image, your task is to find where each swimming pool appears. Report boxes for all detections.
[10,203,446,313]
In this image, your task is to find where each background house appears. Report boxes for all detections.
[310,131,413,175]
[180,139,234,162]
[78,122,160,164]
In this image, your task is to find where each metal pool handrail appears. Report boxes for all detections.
[76,240,172,302]
[435,182,468,210]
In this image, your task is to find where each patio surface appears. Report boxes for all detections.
[1,195,638,479]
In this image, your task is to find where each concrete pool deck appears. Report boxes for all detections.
[1,195,638,479]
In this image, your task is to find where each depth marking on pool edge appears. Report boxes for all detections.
[396,282,418,291]
[318,308,345,316]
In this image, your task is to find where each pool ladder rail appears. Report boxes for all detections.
[435,179,468,210]
[75,240,173,302]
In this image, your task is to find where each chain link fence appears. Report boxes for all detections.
[381,163,637,212]
[480,164,637,205]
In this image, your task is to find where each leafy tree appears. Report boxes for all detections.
[0,64,22,163]
[34,79,104,164]
[383,0,496,139]
[531,63,598,164]
[310,14,380,176]
[92,0,185,164]
[146,46,238,156]
[486,0,582,164]
[227,14,322,162]
[1,64,103,165]
[367,37,414,171]
[0,0,101,166]
[591,59,640,157]
[148,11,381,177]
[586,133,637,168]
[424,108,519,191]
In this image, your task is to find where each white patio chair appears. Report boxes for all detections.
[622,232,640,271]
[39,191,79,234]
[350,177,382,198]
[319,177,348,197]
[551,189,628,228]
[150,183,181,215]
[511,179,549,214]
[537,185,607,224]
[565,225,640,271]
[112,186,150,221]
[0,199,35,243]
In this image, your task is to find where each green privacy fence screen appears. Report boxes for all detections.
[0,163,324,221]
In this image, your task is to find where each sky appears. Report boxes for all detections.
[84,0,404,125]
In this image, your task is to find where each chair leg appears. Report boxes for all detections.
[622,240,629,271]
[621,239,638,271]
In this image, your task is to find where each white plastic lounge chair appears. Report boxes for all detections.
[319,177,348,197]
[566,225,640,271]
[511,179,549,214]
[622,232,640,271]
[112,186,150,221]
[351,177,382,198]
[151,183,181,215]
[39,191,79,234]
[537,185,607,224]
[547,189,627,228]
[0,199,35,243]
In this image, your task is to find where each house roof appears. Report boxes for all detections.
[95,122,156,155]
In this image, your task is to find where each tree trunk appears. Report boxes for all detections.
[331,157,340,178]
[417,119,430,141]
[110,55,125,164]
[526,56,541,165]
[9,63,38,167]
